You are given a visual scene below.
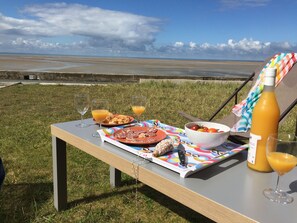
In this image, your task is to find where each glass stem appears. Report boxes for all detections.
[81,114,84,124]
[275,175,281,192]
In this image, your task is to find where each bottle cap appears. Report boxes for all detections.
[264,67,276,86]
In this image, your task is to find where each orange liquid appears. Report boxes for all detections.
[267,152,297,176]
[132,106,145,116]
[92,109,109,123]
[248,91,280,172]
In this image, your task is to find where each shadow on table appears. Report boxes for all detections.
[190,150,247,180]
[288,180,297,194]
[0,182,52,222]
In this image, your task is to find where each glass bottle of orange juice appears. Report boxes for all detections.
[247,68,280,172]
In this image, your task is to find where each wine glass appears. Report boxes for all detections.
[263,133,297,204]
[131,95,146,123]
[91,99,109,137]
[74,93,90,128]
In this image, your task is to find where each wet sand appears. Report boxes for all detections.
[0,54,262,78]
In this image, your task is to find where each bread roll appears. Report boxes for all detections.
[153,139,174,157]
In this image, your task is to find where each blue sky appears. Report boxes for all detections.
[0,0,296,60]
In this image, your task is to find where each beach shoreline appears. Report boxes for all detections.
[0,54,263,82]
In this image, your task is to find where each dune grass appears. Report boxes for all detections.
[0,81,296,223]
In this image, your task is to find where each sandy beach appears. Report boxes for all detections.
[0,54,262,78]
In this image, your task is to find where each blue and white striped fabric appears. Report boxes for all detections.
[231,53,297,132]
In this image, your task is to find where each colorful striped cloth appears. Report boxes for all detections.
[231,52,297,132]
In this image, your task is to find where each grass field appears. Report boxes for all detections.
[0,81,296,223]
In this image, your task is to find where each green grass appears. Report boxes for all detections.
[0,81,296,223]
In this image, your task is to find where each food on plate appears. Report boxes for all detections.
[103,113,133,125]
[153,139,174,157]
[190,124,223,133]
[114,127,158,140]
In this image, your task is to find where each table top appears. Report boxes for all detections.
[51,119,297,223]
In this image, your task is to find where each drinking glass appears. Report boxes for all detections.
[131,95,146,123]
[263,133,297,204]
[91,99,109,137]
[74,93,90,128]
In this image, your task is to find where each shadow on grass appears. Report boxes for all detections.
[0,182,52,223]
[138,185,215,223]
[68,187,136,208]
[67,178,214,222]
[97,175,214,222]
[108,177,214,222]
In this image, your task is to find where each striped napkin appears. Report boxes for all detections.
[231,52,297,132]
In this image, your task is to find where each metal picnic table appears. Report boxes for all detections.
[51,118,297,223]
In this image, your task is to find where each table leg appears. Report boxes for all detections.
[110,166,121,187]
[52,136,67,211]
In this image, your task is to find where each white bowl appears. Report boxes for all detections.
[185,121,230,149]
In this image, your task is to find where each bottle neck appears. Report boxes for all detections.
[263,74,275,92]
[264,76,275,86]
[263,85,275,92]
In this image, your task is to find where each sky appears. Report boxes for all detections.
[0,0,296,60]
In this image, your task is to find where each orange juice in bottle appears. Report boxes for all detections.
[247,68,280,172]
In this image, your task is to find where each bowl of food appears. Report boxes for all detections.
[185,121,230,148]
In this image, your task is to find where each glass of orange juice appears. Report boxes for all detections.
[263,133,297,204]
[91,99,109,137]
[131,95,146,123]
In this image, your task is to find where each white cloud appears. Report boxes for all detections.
[189,41,196,49]
[156,38,297,60]
[11,37,60,49]
[201,43,211,49]
[226,38,265,51]
[227,39,235,47]
[0,3,161,50]
[174,41,184,47]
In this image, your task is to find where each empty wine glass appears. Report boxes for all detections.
[74,93,90,128]
[263,133,297,204]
